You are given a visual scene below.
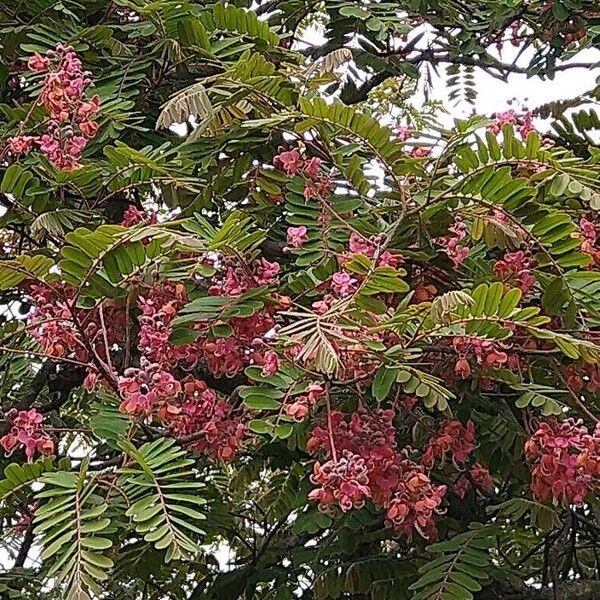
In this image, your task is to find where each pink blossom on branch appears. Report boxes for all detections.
[286,226,309,249]
[0,409,54,462]
[7,45,100,169]
[422,420,477,468]
[434,220,470,268]
[331,271,357,296]
[525,418,600,506]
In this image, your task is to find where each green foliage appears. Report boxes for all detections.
[513,384,564,416]
[488,498,561,533]
[0,458,54,500]
[34,462,114,600]
[314,555,416,599]
[119,439,206,562]
[409,525,496,600]
[2,2,600,599]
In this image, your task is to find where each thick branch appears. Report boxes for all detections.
[13,520,34,568]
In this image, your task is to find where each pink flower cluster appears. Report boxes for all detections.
[326,232,403,298]
[307,409,447,538]
[8,45,100,170]
[162,377,246,460]
[121,205,158,227]
[0,409,54,462]
[26,283,125,365]
[579,218,600,265]
[118,359,181,419]
[259,350,280,377]
[286,226,309,250]
[273,148,330,200]
[410,146,432,159]
[331,271,357,297]
[208,257,280,297]
[435,220,469,268]
[199,258,283,377]
[422,420,477,468]
[309,449,372,511]
[386,462,447,539]
[137,282,197,368]
[453,464,494,499]
[452,336,514,379]
[394,125,414,142]
[308,409,402,506]
[525,418,600,506]
[486,20,524,50]
[565,363,600,394]
[487,109,535,141]
[283,383,325,421]
[494,250,536,294]
[344,232,402,268]
[200,309,278,377]
[27,283,85,360]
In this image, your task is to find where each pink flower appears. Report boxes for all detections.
[304,157,321,178]
[286,226,309,249]
[286,398,310,421]
[422,420,476,468]
[118,361,182,419]
[38,133,60,156]
[121,205,145,226]
[434,219,469,268]
[309,450,371,512]
[68,135,87,157]
[378,251,401,268]
[261,351,280,377]
[308,409,402,508]
[454,357,471,379]
[83,370,99,392]
[471,464,493,492]
[519,111,535,140]
[0,409,53,462]
[28,52,49,72]
[494,250,536,294]
[254,258,280,286]
[16,46,100,170]
[164,377,247,460]
[275,149,302,175]
[312,294,335,314]
[331,271,357,296]
[386,466,446,540]
[525,419,600,506]
[77,95,101,119]
[395,126,414,142]
[79,120,99,138]
[410,147,431,158]
[307,383,325,403]
[580,218,597,242]
[488,110,518,135]
[349,232,374,257]
[8,136,37,156]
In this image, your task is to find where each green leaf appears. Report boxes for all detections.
[372,366,398,401]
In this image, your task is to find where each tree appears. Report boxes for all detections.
[1,1,600,599]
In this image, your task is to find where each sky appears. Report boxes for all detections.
[297,22,600,133]
[428,46,600,125]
